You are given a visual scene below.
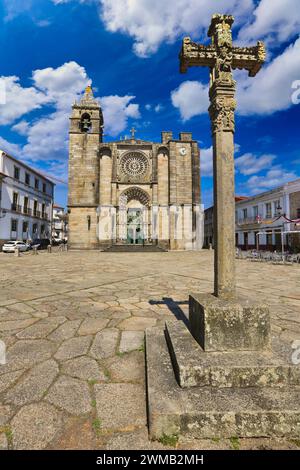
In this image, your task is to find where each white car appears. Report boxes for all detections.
[2,241,28,253]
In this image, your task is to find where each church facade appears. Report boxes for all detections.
[68,87,204,250]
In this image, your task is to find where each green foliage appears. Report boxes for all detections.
[158,433,179,447]
[229,436,240,450]
[88,379,98,386]
[92,418,102,436]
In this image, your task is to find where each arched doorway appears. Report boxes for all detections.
[118,187,151,245]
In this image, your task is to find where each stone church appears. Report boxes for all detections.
[68,87,204,250]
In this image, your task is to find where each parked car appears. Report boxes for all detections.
[2,241,29,253]
[28,238,51,250]
[52,237,63,246]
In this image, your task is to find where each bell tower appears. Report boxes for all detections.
[68,86,103,249]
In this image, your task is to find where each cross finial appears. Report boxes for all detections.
[130,127,136,140]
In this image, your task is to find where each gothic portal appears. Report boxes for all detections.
[68,87,204,250]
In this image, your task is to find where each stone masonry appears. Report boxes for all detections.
[68,88,203,250]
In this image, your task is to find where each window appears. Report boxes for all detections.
[297,208,300,219]
[274,200,281,215]
[11,219,18,232]
[33,223,38,234]
[24,197,29,213]
[22,221,28,233]
[42,182,46,193]
[33,200,38,217]
[253,206,258,218]
[12,192,19,211]
[41,224,45,235]
[266,232,273,245]
[243,208,247,219]
[14,166,20,180]
[35,178,39,190]
[25,173,30,185]
[265,203,272,218]
[42,203,45,218]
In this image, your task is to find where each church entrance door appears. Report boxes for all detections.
[127,208,144,244]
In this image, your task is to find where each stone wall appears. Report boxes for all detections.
[68,207,98,250]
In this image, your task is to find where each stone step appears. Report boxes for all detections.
[103,244,167,253]
[165,320,300,388]
[146,326,300,440]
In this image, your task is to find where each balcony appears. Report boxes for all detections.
[237,216,262,226]
[23,207,32,216]
[33,210,41,218]
[11,203,22,213]
[42,213,49,220]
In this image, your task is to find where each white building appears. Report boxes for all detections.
[0,151,55,247]
[52,204,68,242]
[236,179,300,251]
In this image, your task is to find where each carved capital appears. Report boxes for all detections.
[209,96,237,133]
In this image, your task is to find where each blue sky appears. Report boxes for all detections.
[0,0,299,208]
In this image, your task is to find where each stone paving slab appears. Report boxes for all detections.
[54,336,93,361]
[16,317,66,339]
[90,329,119,359]
[0,251,299,450]
[119,330,144,353]
[10,403,64,450]
[4,359,59,406]
[61,356,106,381]
[45,375,92,415]
[94,383,146,432]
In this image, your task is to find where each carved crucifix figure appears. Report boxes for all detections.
[180,14,266,300]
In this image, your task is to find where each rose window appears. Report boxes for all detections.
[120,153,148,178]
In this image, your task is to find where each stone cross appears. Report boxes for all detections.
[180,14,265,300]
[130,127,136,140]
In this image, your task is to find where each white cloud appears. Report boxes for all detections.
[21,111,69,161]
[12,120,30,136]
[247,167,298,193]
[33,61,91,112]
[0,76,49,125]
[100,95,140,136]
[235,153,276,175]
[3,0,34,21]
[171,80,209,121]
[145,104,151,111]
[99,0,254,57]
[0,136,22,157]
[200,146,213,177]
[236,37,300,115]
[238,0,300,45]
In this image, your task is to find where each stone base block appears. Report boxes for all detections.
[165,320,300,388]
[146,327,300,440]
[189,293,271,352]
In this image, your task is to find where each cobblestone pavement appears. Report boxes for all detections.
[0,250,299,450]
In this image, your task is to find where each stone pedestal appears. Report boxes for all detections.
[146,293,300,440]
[189,294,270,352]
[146,319,300,440]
